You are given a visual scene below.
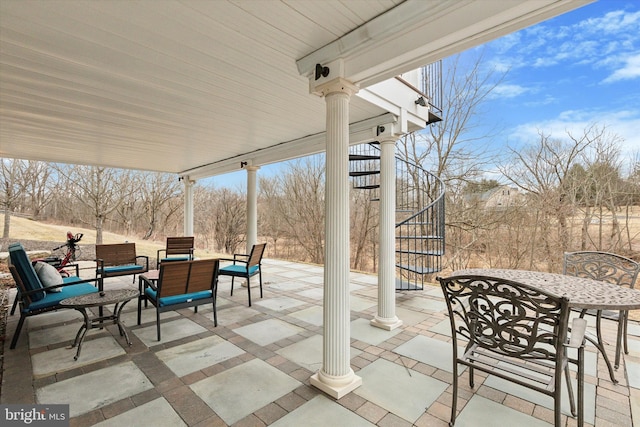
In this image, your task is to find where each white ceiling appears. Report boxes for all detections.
[0,0,591,179]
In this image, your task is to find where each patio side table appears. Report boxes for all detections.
[60,288,139,360]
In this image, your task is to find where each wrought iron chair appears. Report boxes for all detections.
[438,274,587,427]
[218,243,266,306]
[563,251,640,377]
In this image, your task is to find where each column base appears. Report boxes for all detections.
[370,316,403,331]
[310,369,362,399]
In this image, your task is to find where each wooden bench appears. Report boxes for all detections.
[95,243,148,290]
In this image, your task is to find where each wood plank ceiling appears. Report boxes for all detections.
[0,0,590,178]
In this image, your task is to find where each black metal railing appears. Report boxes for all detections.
[349,142,445,290]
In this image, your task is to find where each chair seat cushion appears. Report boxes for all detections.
[220,265,259,276]
[25,283,98,312]
[103,264,145,275]
[145,288,212,307]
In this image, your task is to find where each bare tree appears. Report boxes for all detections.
[500,125,602,269]
[56,165,137,244]
[138,172,182,239]
[269,157,325,264]
[27,161,54,219]
[212,188,246,253]
[0,158,26,238]
[396,51,507,271]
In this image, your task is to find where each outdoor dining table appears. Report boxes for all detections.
[450,268,640,383]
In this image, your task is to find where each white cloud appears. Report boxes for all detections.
[603,53,640,82]
[508,108,640,166]
[490,84,529,99]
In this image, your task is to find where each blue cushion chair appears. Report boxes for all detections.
[156,236,195,267]
[218,243,266,307]
[137,258,219,341]
[8,243,99,349]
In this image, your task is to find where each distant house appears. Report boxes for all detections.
[466,185,523,208]
[482,186,522,208]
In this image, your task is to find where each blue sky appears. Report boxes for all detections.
[478,0,640,160]
[205,0,640,189]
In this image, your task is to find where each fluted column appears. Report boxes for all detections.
[183,177,194,236]
[371,137,403,331]
[309,77,362,399]
[245,165,260,253]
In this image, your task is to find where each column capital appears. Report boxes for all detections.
[313,77,359,98]
[244,165,260,172]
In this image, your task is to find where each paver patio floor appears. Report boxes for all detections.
[3,258,639,426]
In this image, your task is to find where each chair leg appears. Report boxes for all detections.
[259,270,263,298]
[156,309,161,341]
[212,298,218,327]
[10,314,27,349]
[615,311,626,369]
[10,291,19,315]
[247,276,252,307]
[450,361,459,427]
[578,346,585,427]
[564,354,577,417]
[230,276,235,296]
[594,310,617,383]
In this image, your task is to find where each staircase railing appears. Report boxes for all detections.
[349,142,446,290]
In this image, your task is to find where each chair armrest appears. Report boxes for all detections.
[566,318,587,348]
[157,249,166,262]
[136,255,149,270]
[95,258,105,273]
[233,253,249,260]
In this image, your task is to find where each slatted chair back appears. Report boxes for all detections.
[248,243,267,268]
[165,237,195,257]
[438,274,585,427]
[96,243,138,267]
[158,258,218,297]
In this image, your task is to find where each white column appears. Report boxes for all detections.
[183,177,194,236]
[371,136,403,331]
[246,165,260,253]
[310,77,362,399]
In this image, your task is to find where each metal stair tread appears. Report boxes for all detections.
[349,170,380,177]
[396,249,444,256]
[396,264,439,274]
[396,235,444,240]
[349,154,380,161]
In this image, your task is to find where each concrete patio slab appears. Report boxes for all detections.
[156,335,245,378]
[32,336,126,378]
[288,305,323,326]
[354,358,449,423]
[255,296,306,311]
[36,361,154,417]
[233,318,304,346]
[132,317,208,347]
[93,397,187,427]
[190,358,301,425]
[351,318,400,346]
[271,395,374,426]
[455,394,551,427]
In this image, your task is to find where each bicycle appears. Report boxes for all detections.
[38,231,83,277]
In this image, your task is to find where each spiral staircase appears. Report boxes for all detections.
[349,142,445,290]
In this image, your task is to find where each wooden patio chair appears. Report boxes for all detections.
[156,236,195,267]
[438,274,587,427]
[563,251,640,373]
[137,258,219,341]
[218,243,266,306]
